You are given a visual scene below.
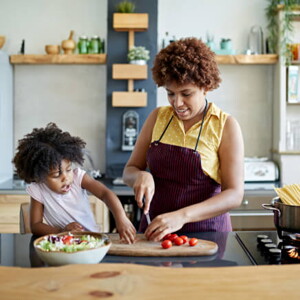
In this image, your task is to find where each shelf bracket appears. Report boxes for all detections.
[128,30,134,50]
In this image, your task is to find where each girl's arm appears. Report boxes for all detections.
[145,115,244,241]
[30,198,84,235]
[81,174,136,243]
[123,108,159,213]
[30,198,61,235]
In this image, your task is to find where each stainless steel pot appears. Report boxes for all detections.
[262,197,300,238]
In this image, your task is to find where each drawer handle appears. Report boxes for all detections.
[242,199,249,206]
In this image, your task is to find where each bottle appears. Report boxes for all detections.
[89,36,100,54]
[78,36,89,54]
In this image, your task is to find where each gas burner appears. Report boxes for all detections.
[281,232,300,247]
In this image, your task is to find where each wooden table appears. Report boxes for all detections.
[0,263,299,299]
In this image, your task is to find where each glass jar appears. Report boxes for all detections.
[89,36,100,54]
[78,36,89,54]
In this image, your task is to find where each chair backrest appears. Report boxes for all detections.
[20,202,31,234]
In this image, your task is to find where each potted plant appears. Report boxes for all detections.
[115,1,136,13]
[266,0,299,64]
[127,46,150,65]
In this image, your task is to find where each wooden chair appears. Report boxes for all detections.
[19,202,31,234]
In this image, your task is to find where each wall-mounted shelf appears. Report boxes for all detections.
[10,54,107,64]
[113,13,148,32]
[112,64,147,79]
[216,54,278,65]
[112,91,147,107]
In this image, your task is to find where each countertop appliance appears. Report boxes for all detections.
[244,157,279,182]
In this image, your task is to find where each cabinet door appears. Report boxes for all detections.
[0,195,30,233]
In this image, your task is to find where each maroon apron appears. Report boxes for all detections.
[139,100,232,233]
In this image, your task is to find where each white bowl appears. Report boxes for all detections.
[34,231,111,266]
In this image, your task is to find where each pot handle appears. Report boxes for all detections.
[262,204,281,217]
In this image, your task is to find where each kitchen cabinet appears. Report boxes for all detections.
[272,8,300,184]
[112,13,149,107]
[230,190,276,231]
[0,194,110,233]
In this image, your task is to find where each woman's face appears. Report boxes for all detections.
[44,159,74,194]
[166,82,207,123]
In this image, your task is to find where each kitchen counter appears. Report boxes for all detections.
[0,262,299,299]
[1,231,299,298]
[0,232,252,268]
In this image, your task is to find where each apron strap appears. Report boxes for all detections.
[157,115,174,142]
[194,99,208,152]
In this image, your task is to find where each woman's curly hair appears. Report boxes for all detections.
[152,37,221,91]
[12,123,86,183]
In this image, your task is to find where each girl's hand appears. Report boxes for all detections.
[64,222,84,232]
[115,215,136,244]
[144,211,185,242]
[133,171,155,214]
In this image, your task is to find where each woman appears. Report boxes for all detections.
[123,37,244,241]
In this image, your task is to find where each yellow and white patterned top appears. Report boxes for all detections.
[151,103,228,184]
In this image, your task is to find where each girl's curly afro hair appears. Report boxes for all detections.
[152,37,221,91]
[12,123,86,183]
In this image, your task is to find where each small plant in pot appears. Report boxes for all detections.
[127,46,150,65]
[115,1,136,13]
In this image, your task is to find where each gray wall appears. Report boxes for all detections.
[106,0,158,177]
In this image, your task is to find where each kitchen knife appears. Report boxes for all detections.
[143,196,151,225]
[145,212,151,225]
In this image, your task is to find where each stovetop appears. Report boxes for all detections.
[236,231,300,265]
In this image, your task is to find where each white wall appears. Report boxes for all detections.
[157,0,273,157]
[0,0,107,172]
[0,0,275,173]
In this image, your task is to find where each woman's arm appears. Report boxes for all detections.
[81,174,136,243]
[123,108,159,213]
[145,115,244,241]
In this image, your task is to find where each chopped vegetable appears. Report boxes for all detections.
[36,233,106,253]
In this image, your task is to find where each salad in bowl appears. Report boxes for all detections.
[34,231,111,266]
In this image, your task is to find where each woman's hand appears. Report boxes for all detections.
[133,171,155,214]
[115,215,136,244]
[64,222,84,232]
[144,211,185,242]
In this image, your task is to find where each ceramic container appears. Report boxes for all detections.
[34,231,111,266]
[45,45,60,55]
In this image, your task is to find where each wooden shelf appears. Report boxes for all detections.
[112,64,147,79]
[272,149,300,155]
[216,54,278,65]
[112,91,147,107]
[113,13,148,31]
[10,54,107,64]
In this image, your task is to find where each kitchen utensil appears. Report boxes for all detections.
[108,233,218,256]
[0,36,5,49]
[145,212,151,225]
[61,30,76,54]
[45,45,60,55]
[33,231,111,266]
[262,197,300,238]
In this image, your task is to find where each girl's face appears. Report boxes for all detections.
[166,82,207,125]
[45,159,74,194]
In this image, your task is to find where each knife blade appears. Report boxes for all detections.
[143,196,151,225]
[145,212,151,225]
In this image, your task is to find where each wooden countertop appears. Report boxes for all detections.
[0,263,299,299]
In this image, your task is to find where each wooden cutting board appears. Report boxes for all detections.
[108,234,218,256]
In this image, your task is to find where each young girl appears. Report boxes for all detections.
[13,123,136,244]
